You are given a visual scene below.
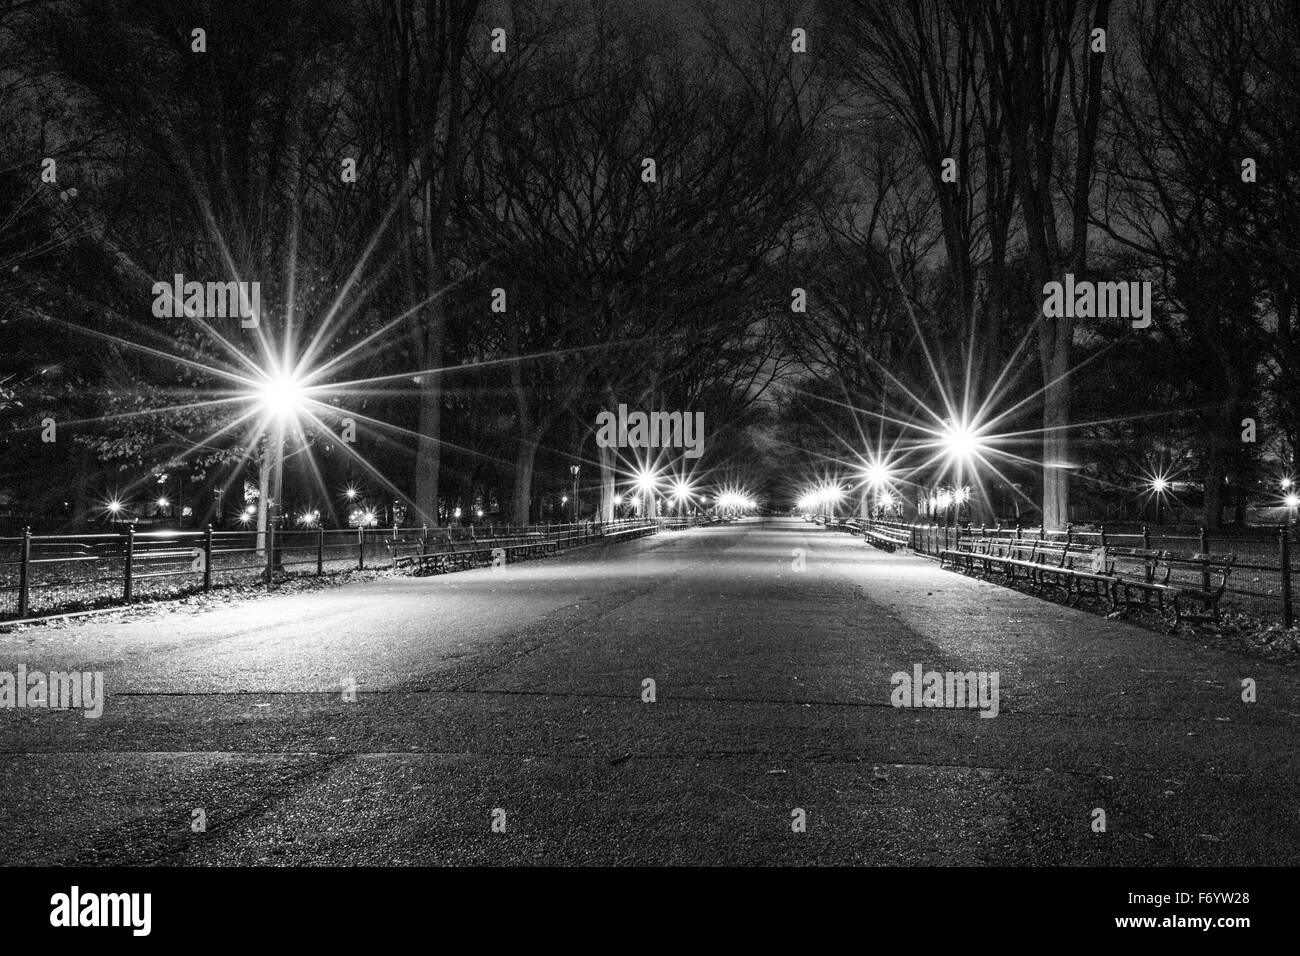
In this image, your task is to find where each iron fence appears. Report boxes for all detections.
[0,516,701,622]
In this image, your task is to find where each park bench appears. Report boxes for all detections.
[603,524,655,543]
[864,525,911,552]
[942,536,1118,606]
[941,535,1233,624]
[444,538,499,570]
[385,536,456,574]
[940,535,1027,574]
[1027,541,1117,605]
[1113,550,1234,625]
[385,537,422,567]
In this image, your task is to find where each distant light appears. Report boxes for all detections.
[156,497,168,508]
[613,495,622,505]
[362,510,377,526]
[561,495,568,504]
[345,487,359,500]
[245,504,256,515]
[453,506,462,519]
[879,492,895,508]
[1283,478,1294,490]
[1151,477,1169,494]
[107,500,122,513]
[1286,494,1300,509]
[475,508,484,518]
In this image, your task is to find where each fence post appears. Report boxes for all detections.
[1142,524,1150,550]
[1199,525,1210,590]
[203,525,213,592]
[124,525,135,601]
[1066,522,1073,547]
[1281,526,1293,629]
[265,517,275,585]
[1099,525,1107,550]
[358,526,365,570]
[18,526,31,618]
[317,526,325,575]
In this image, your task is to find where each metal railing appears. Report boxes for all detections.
[0,515,704,622]
[818,514,1300,628]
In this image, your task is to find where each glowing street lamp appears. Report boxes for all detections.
[861,460,895,517]
[634,468,659,517]
[569,463,581,523]
[942,419,986,465]
[254,369,308,421]
[1146,474,1172,525]
[862,462,891,487]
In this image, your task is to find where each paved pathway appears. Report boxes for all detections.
[2,518,1296,865]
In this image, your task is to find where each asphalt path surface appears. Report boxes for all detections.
[2,517,1297,865]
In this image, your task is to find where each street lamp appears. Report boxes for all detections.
[252,369,307,576]
[670,478,694,516]
[570,463,580,523]
[861,460,893,518]
[634,468,658,518]
[1148,475,1170,525]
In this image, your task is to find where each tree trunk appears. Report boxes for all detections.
[413,257,446,526]
[1202,404,1231,531]
[1040,318,1073,529]
[598,440,616,522]
[511,433,540,525]
[255,456,270,556]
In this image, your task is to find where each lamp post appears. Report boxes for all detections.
[253,368,305,578]
[635,468,657,519]
[1150,476,1168,526]
[570,464,580,523]
[268,418,286,575]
